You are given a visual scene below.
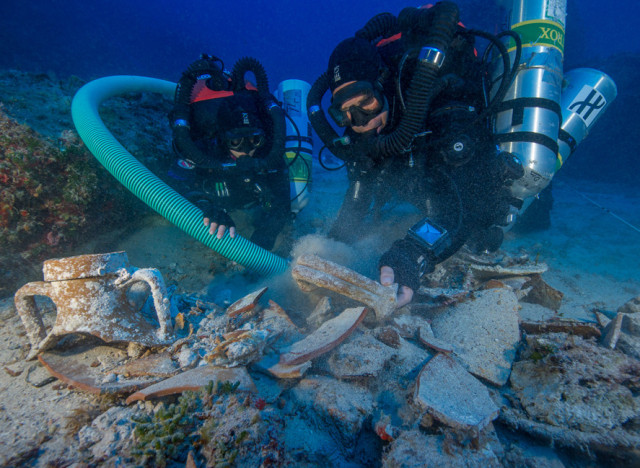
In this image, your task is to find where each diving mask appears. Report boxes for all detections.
[225,128,265,153]
[329,81,384,127]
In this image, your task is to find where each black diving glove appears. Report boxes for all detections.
[188,194,235,230]
[378,239,434,292]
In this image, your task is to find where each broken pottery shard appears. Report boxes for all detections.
[226,287,268,317]
[416,286,470,300]
[601,312,624,349]
[111,353,179,378]
[279,307,368,366]
[267,361,312,379]
[469,262,548,279]
[306,296,333,329]
[430,288,520,386]
[125,365,256,404]
[521,275,563,310]
[39,346,162,395]
[292,254,397,320]
[415,353,499,432]
[418,326,454,354]
[260,300,300,340]
[520,320,602,339]
[391,314,432,339]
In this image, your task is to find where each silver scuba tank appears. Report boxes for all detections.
[491,0,567,202]
[556,68,617,170]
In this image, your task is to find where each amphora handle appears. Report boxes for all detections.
[115,268,173,339]
[14,281,53,353]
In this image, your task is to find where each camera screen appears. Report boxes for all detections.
[414,221,443,245]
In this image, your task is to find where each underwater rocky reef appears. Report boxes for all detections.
[0,70,173,297]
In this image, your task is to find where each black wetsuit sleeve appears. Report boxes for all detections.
[249,164,291,250]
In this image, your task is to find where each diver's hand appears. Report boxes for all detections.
[380,266,414,308]
[204,218,236,239]
[201,206,236,239]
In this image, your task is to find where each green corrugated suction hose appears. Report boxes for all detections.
[71,75,288,276]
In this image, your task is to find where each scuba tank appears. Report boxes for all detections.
[273,80,313,213]
[490,1,617,226]
[490,0,567,203]
[557,68,617,170]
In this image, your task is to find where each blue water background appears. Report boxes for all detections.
[1,0,639,187]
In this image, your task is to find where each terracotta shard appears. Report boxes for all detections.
[111,353,179,378]
[520,320,601,339]
[279,307,368,366]
[292,254,397,320]
[306,296,333,329]
[418,326,454,354]
[125,365,257,404]
[38,346,162,395]
[469,262,548,279]
[263,300,298,329]
[226,287,268,317]
[266,361,312,379]
[521,275,564,310]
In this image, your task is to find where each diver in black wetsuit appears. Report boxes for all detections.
[168,55,291,251]
[307,3,524,305]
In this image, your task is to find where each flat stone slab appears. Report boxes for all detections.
[280,307,367,365]
[125,365,256,404]
[383,430,502,467]
[327,332,396,378]
[414,353,499,432]
[291,376,374,441]
[430,288,520,386]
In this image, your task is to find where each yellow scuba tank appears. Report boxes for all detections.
[274,79,313,213]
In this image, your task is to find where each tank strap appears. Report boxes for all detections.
[494,131,559,155]
[494,97,562,127]
[558,129,577,154]
[286,135,313,145]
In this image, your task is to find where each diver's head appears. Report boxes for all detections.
[217,94,265,158]
[225,127,265,158]
[327,37,388,134]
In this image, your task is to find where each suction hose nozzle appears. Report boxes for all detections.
[71,75,288,276]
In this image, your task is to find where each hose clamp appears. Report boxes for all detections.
[418,47,445,68]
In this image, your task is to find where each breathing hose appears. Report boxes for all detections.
[71,75,288,276]
[232,57,287,173]
[355,12,399,41]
